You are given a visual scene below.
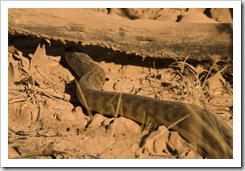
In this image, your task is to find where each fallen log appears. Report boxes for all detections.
[8,8,233,60]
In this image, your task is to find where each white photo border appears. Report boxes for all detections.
[1,0,242,167]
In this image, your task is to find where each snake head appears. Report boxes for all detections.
[65,45,99,78]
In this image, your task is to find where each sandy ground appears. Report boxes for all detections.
[8,8,233,159]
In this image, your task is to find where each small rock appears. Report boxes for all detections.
[153,132,169,154]
[102,118,114,127]
[167,131,188,155]
[179,12,217,23]
[8,145,20,158]
[141,125,169,154]
[206,71,226,96]
[188,8,206,13]
[184,150,201,159]
[210,8,233,23]
[156,9,182,22]
[8,132,15,144]
[74,106,88,118]
[87,114,107,128]
[106,117,141,136]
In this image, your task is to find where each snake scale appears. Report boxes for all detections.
[65,46,233,159]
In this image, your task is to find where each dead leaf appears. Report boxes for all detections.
[206,71,227,96]
[8,62,14,85]
[31,44,48,73]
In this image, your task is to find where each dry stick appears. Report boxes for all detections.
[170,53,192,73]
[98,92,122,114]
[97,94,123,158]
[148,64,157,98]
[201,63,216,89]
[110,93,122,138]
[141,111,150,132]
[75,79,93,119]
[36,87,71,101]
[201,54,223,89]
[34,100,43,126]
[16,148,66,159]
[8,97,29,104]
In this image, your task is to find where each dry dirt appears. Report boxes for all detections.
[8,8,233,159]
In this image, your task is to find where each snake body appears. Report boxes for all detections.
[65,47,233,159]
